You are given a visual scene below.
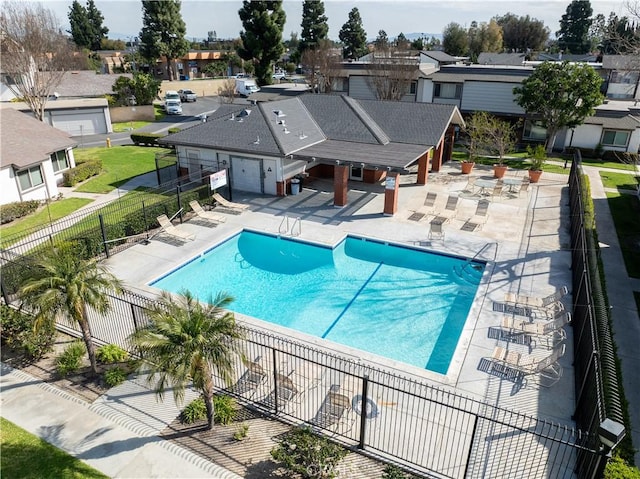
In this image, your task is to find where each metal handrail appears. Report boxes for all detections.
[290,217,301,237]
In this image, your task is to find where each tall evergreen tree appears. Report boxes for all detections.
[442,22,468,56]
[495,13,549,53]
[557,0,593,53]
[67,0,92,50]
[238,0,286,86]
[338,7,367,60]
[299,0,328,54]
[374,30,389,50]
[139,0,189,81]
[86,0,108,51]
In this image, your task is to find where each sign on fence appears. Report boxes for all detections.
[210,170,227,190]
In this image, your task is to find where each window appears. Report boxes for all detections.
[610,71,639,84]
[409,81,417,95]
[50,150,69,172]
[601,129,630,147]
[523,120,547,141]
[434,83,461,99]
[16,165,44,191]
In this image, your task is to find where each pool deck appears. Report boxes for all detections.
[105,162,575,426]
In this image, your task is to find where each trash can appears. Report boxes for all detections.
[291,178,300,195]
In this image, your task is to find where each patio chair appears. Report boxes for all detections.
[428,220,445,240]
[502,311,571,348]
[504,285,569,309]
[490,343,565,386]
[189,200,227,225]
[432,195,458,223]
[310,384,352,430]
[260,371,300,411]
[213,193,250,212]
[423,192,438,212]
[156,214,195,242]
[461,199,490,231]
[229,356,267,397]
[491,184,504,201]
[518,178,530,197]
[459,177,478,198]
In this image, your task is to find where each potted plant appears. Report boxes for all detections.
[461,159,475,174]
[527,145,546,183]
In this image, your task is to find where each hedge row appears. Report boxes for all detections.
[0,200,40,225]
[131,133,164,146]
[63,159,102,186]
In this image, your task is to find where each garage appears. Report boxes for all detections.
[49,108,108,136]
[231,157,262,193]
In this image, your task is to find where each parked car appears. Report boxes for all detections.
[178,89,197,102]
[164,99,182,115]
[272,72,286,80]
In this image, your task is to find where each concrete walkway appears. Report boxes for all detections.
[0,363,241,479]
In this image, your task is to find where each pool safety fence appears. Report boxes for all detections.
[17,285,603,478]
[567,151,627,471]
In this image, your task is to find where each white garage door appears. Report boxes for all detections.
[51,109,107,136]
[231,157,262,193]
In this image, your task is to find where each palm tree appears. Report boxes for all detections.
[18,242,124,375]
[130,290,245,430]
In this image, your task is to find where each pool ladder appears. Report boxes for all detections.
[279,215,301,237]
[454,242,498,283]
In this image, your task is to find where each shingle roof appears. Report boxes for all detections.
[602,55,639,70]
[477,53,526,66]
[421,50,458,63]
[161,94,463,170]
[584,112,640,129]
[426,65,533,83]
[53,71,132,98]
[0,109,76,169]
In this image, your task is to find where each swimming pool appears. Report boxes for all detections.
[151,231,485,374]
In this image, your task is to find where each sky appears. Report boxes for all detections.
[41,0,628,42]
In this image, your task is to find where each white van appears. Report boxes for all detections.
[235,79,260,97]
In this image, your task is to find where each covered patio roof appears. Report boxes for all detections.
[291,139,431,172]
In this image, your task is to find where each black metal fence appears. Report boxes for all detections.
[39,287,601,478]
[567,152,626,477]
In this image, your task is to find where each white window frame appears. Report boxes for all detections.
[434,82,462,99]
[16,165,44,191]
[601,129,630,147]
[523,120,547,141]
[50,150,70,172]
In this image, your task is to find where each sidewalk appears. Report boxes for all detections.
[583,165,640,465]
[0,363,241,479]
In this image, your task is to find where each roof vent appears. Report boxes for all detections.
[298,131,307,139]
[253,135,260,145]
[273,109,286,119]
[230,113,235,120]
[238,109,251,117]
[283,127,290,134]
[279,119,286,126]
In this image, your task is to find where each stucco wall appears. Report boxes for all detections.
[160,78,232,98]
[109,105,155,123]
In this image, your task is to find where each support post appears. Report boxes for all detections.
[383,172,399,216]
[99,214,109,258]
[358,375,369,450]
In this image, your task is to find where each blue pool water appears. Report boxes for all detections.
[151,231,484,374]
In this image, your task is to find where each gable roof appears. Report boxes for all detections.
[160,94,464,171]
[53,71,132,98]
[0,109,76,169]
[421,50,458,63]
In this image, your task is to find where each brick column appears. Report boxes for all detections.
[383,172,400,216]
[417,150,431,185]
[432,138,444,172]
[333,164,349,207]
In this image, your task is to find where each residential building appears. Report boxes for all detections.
[0,109,77,205]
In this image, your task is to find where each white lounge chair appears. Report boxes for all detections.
[490,344,565,386]
[213,193,250,212]
[461,199,490,231]
[502,311,571,348]
[432,195,458,223]
[156,214,195,242]
[428,220,445,240]
[505,285,569,308]
[189,200,227,224]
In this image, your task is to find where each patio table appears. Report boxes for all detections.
[474,178,498,196]
[503,177,522,193]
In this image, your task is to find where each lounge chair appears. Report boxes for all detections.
[310,384,351,430]
[261,371,299,411]
[432,195,458,223]
[461,199,489,231]
[423,192,438,211]
[502,311,571,348]
[230,357,267,397]
[490,344,565,386]
[505,285,569,308]
[212,193,250,212]
[189,200,227,225]
[156,214,195,242]
[428,220,445,240]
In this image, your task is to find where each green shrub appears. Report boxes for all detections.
[213,395,236,425]
[56,340,86,376]
[167,127,180,134]
[63,159,102,186]
[0,200,41,224]
[233,423,249,441]
[103,366,127,387]
[180,397,207,424]
[382,464,421,479]
[130,133,163,146]
[0,305,55,360]
[605,455,640,479]
[96,344,128,364]
[602,150,640,164]
[271,426,348,479]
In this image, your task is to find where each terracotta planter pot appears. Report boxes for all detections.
[528,169,543,183]
[493,164,508,179]
[461,162,475,174]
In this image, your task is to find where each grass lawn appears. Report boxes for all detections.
[73,145,165,194]
[600,171,640,191]
[111,121,151,133]
[0,417,108,479]
[0,198,93,248]
[606,192,640,279]
[581,157,639,171]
